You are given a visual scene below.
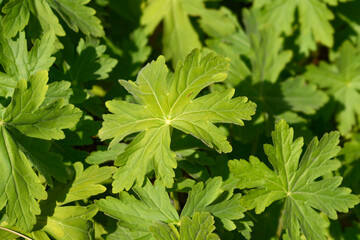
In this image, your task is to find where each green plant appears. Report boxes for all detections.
[1,0,360,239]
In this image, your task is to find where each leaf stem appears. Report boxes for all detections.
[170,191,181,213]
[0,226,33,240]
[276,205,285,238]
[169,223,181,239]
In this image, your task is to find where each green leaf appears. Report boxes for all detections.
[0,31,28,80]
[149,212,220,240]
[85,143,126,165]
[0,30,56,83]
[1,0,30,38]
[96,178,229,239]
[305,41,360,135]
[61,162,116,205]
[43,80,72,106]
[141,0,236,66]
[99,50,256,191]
[181,177,245,231]
[1,0,103,37]
[41,205,97,240]
[208,9,290,85]
[67,37,118,83]
[253,0,336,54]
[0,73,17,98]
[281,77,329,115]
[3,71,82,140]
[0,168,102,240]
[47,0,104,37]
[28,31,56,75]
[229,120,359,240]
[179,212,220,240]
[149,221,178,240]
[106,225,152,240]
[0,71,82,231]
[195,7,237,38]
[9,128,67,186]
[96,179,179,238]
[0,126,47,232]
[208,9,327,129]
[27,0,65,36]
[141,0,200,66]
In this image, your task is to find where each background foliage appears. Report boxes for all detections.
[1,0,360,239]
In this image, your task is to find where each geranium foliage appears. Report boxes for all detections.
[0,0,359,240]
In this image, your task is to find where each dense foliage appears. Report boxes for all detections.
[0,0,360,239]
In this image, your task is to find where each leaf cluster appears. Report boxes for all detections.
[1,0,360,240]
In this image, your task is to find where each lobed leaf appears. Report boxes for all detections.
[0,71,82,231]
[99,50,256,191]
[229,120,359,239]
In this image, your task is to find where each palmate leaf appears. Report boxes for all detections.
[229,120,359,240]
[96,177,241,239]
[305,41,360,135]
[0,71,82,231]
[140,0,236,66]
[253,0,339,54]
[0,0,104,38]
[99,49,256,192]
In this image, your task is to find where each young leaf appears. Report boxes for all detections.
[305,41,360,135]
[229,120,359,240]
[99,49,256,192]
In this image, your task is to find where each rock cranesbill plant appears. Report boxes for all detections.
[0,0,359,239]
